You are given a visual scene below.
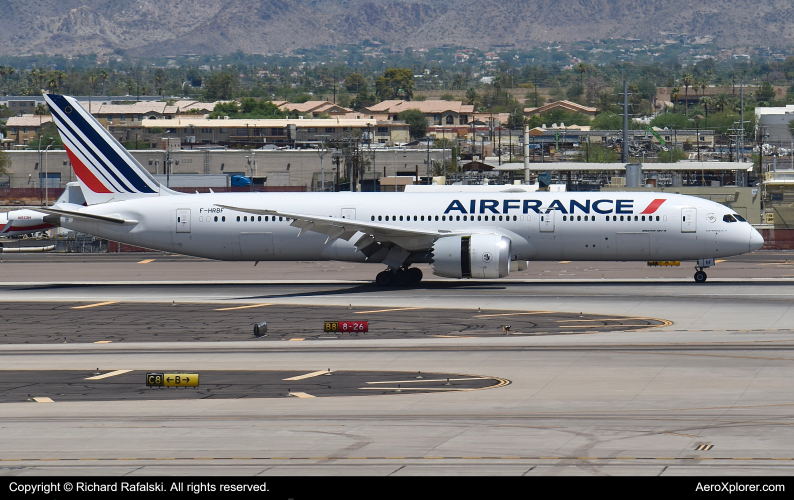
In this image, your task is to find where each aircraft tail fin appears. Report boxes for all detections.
[44,94,180,205]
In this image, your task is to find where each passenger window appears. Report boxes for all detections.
[585,215,588,221]
[414,216,417,221]
[421,215,425,221]
[279,217,283,221]
[456,216,460,221]
[378,215,382,221]
[513,216,517,221]
[237,216,241,221]
[265,216,269,221]
[499,215,503,221]
[214,216,218,222]
[634,216,638,221]
[222,216,226,222]
[400,216,403,221]
[258,216,261,221]
[435,216,439,221]
[442,216,446,221]
[656,216,660,221]
[641,216,645,221]
[371,215,375,221]
[563,216,567,221]
[577,215,581,221]
[620,216,624,221]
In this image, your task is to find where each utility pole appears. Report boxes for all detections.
[524,125,529,184]
[739,79,745,163]
[426,139,431,184]
[317,135,329,192]
[622,79,629,164]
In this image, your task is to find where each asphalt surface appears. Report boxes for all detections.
[3,253,794,475]
[1,370,504,403]
[0,301,665,344]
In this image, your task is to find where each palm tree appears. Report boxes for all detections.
[88,74,97,96]
[681,73,693,116]
[452,73,464,90]
[575,62,587,87]
[100,70,108,96]
[47,78,58,94]
[7,66,14,94]
[713,93,729,112]
[33,103,48,125]
[700,96,713,120]
[671,87,680,113]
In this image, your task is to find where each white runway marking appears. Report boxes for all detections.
[284,370,332,381]
[85,370,132,380]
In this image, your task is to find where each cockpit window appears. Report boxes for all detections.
[733,214,746,222]
[723,214,737,223]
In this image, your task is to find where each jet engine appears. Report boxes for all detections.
[432,234,511,279]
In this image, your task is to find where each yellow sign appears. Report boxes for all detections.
[163,373,199,387]
[647,261,681,267]
[146,372,199,387]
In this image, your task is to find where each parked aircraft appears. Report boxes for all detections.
[31,94,764,284]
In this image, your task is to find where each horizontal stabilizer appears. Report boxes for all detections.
[30,207,137,225]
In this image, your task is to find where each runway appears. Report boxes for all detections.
[2,254,794,475]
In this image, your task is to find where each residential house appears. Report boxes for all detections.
[5,115,53,146]
[362,100,475,126]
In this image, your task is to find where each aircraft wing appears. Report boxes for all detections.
[29,207,138,225]
[215,204,459,252]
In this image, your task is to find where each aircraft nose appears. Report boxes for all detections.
[750,227,764,252]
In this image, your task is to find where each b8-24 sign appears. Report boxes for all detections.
[324,321,368,333]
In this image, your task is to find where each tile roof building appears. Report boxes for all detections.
[524,100,598,117]
[362,100,475,126]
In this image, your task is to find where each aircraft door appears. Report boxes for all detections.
[341,208,356,220]
[539,211,555,232]
[176,209,191,233]
[681,208,697,233]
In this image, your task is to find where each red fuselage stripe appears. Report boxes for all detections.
[640,199,666,214]
[5,223,55,232]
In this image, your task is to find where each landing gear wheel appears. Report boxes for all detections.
[694,270,707,283]
[406,267,423,284]
[393,271,408,286]
[376,271,392,286]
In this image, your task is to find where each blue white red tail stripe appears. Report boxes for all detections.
[45,94,160,195]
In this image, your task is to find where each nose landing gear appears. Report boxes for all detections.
[693,258,714,283]
[375,267,423,287]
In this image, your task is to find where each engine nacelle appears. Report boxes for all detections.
[432,234,512,279]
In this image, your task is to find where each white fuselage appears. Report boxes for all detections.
[54,191,762,265]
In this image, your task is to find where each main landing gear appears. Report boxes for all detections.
[694,269,708,283]
[375,267,423,287]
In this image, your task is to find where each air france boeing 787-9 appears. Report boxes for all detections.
[32,94,764,284]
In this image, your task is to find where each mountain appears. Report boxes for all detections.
[1,0,793,57]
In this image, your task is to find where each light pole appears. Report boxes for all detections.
[44,139,53,206]
[669,124,675,163]
[316,135,329,192]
